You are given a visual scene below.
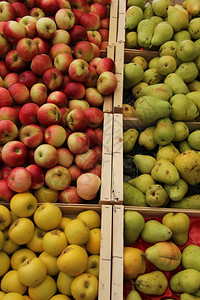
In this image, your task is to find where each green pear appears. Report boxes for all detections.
[162,212,190,246]
[164,178,188,201]
[125,6,144,31]
[135,96,172,123]
[177,40,200,62]
[143,68,163,85]
[170,194,200,209]
[143,1,154,19]
[167,5,189,32]
[187,91,200,110]
[180,293,200,300]
[153,117,175,146]
[145,241,181,271]
[123,182,147,207]
[187,0,200,15]
[170,94,199,121]
[141,220,172,244]
[175,62,199,83]
[123,129,139,154]
[173,121,189,142]
[170,269,200,294]
[188,80,200,92]
[128,174,156,194]
[194,56,200,72]
[140,83,173,101]
[137,18,157,48]
[182,0,189,9]
[164,73,189,94]
[156,143,180,163]
[159,40,178,57]
[124,63,144,89]
[188,18,200,40]
[125,31,138,49]
[124,210,145,246]
[145,184,169,207]
[149,56,160,68]
[127,0,146,9]
[152,0,172,17]
[157,55,177,76]
[151,22,174,47]
[173,30,191,43]
[182,245,200,272]
[150,16,164,26]
[133,154,157,174]
[132,82,149,99]
[151,159,180,185]
[135,271,168,295]
[126,289,142,300]
[138,126,157,150]
[174,150,200,185]
[188,130,200,150]
[194,289,200,297]
[179,140,192,153]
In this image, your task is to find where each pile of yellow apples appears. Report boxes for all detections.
[0,195,101,300]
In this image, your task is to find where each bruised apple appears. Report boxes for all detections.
[77,173,101,200]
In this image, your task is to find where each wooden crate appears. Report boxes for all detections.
[108,0,119,46]
[111,204,200,300]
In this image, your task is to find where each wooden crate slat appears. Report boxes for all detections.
[108,0,119,45]
[113,42,124,110]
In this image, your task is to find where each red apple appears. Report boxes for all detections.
[74,41,94,62]
[19,103,39,125]
[84,128,96,147]
[44,124,67,147]
[8,82,30,105]
[89,57,102,70]
[0,60,10,78]
[69,25,87,45]
[72,8,83,24]
[51,29,71,45]
[40,0,60,16]
[31,54,53,76]
[54,52,73,74]
[20,124,44,148]
[30,7,45,19]
[94,128,103,146]
[5,49,28,72]
[97,71,117,95]
[1,140,28,167]
[99,40,108,50]
[91,42,100,58]
[70,0,88,12]
[1,165,12,180]
[0,87,12,107]
[87,30,101,47]
[57,0,71,9]
[64,81,85,99]
[34,144,58,168]
[11,1,29,18]
[16,38,39,62]
[42,67,63,91]
[7,166,32,192]
[59,107,70,127]
[19,15,37,38]
[27,148,35,164]
[100,17,109,29]
[36,16,57,39]
[55,8,75,30]
[66,109,88,131]
[99,28,109,41]
[30,83,48,106]
[85,87,104,107]
[49,43,72,60]
[57,147,74,168]
[76,172,101,200]
[0,119,18,144]
[68,59,90,82]
[0,107,19,124]
[37,103,61,127]
[18,70,38,89]
[47,91,68,107]
[68,99,90,111]
[84,107,103,128]
[75,148,98,170]
[45,165,71,190]
[93,0,111,5]
[26,164,44,189]
[3,20,26,43]
[32,36,50,54]
[84,66,98,88]
[68,164,83,182]
[0,179,15,201]
[88,163,101,178]
[90,2,107,19]
[79,12,101,30]
[59,186,82,204]
[0,1,16,22]
[24,0,36,9]
[0,32,11,57]
[0,21,6,33]
[96,57,115,74]
[93,144,102,163]
[67,132,90,154]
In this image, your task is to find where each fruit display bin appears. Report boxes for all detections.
[111,204,200,300]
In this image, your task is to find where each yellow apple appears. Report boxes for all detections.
[26,226,47,253]
[2,229,20,255]
[10,211,19,223]
[18,257,47,287]
[10,193,38,218]
[0,251,10,277]
[24,296,31,300]
[57,244,88,276]
[39,251,59,276]
[71,273,98,300]
[49,295,71,300]
[0,291,5,299]
[0,230,4,250]
[77,210,101,229]
[28,275,57,300]
[56,271,73,296]
[1,270,27,294]
[85,228,101,255]
[0,205,11,231]
[33,203,62,231]
[8,218,35,245]
[64,219,90,246]
[1,292,25,300]
[42,229,67,257]
[11,248,36,270]
[56,217,72,232]
[33,186,59,203]
[86,255,100,279]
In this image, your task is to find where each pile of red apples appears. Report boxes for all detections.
[0,0,118,204]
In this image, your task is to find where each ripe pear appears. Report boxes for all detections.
[123,182,147,207]
[138,126,157,150]
[157,143,180,163]
[143,68,163,85]
[159,40,178,57]
[127,0,146,9]
[122,104,136,118]
[173,30,191,43]
[141,220,172,244]
[126,289,142,300]
[124,63,144,89]
[153,117,175,146]
[128,174,155,193]
[170,94,199,121]
[177,40,200,62]
[187,91,200,110]
[123,128,139,154]
[173,121,189,142]
[157,55,177,76]
[180,293,200,300]
[145,184,169,207]
[133,154,157,174]
[182,245,200,271]
[188,130,200,150]
[132,82,149,99]
[179,140,192,153]
[151,159,180,185]
[137,18,157,48]
[135,271,168,295]
[175,62,199,83]
[124,210,145,246]
[125,31,138,49]
[125,6,144,31]
[152,0,172,17]
[143,1,154,19]
[174,150,200,185]
[162,212,190,246]
[149,56,160,68]
[187,0,200,16]
[151,22,174,47]
[140,83,173,101]
[131,56,148,71]
[188,18,200,40]
[188,80,200,92]
[167,5,189,32]
[165,178,188,201]
[164,73,189,94]
[170,269,200,294]
[151,15,164,26]
[145,241,181,271]
[170,194,200,209]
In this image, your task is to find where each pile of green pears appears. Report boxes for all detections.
[123,121,200,209]
[124,210,200,299]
